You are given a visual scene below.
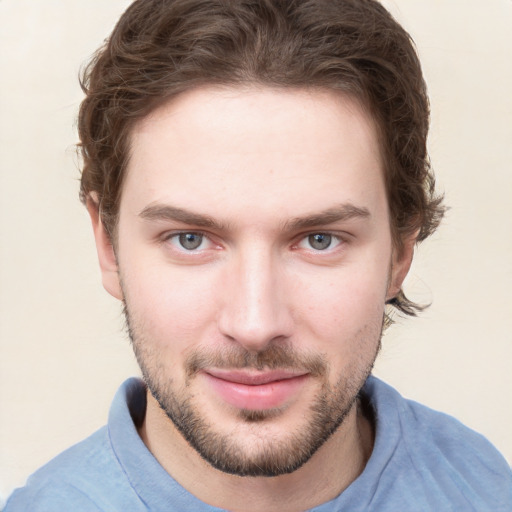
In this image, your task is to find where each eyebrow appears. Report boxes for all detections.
[284,204,371,231]
[139,203,227,229]
[138,202,370,231]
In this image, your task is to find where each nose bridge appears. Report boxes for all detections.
[218,242,291,351]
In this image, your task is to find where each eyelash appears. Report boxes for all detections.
[161,230,347,254]
[162,231,215,252]
[294,232,345,252]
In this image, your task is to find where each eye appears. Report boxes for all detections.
[168,232,209,251]
[308,233,332,250]
[297,233,343,251]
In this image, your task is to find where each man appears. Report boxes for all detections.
[5,0,511,510]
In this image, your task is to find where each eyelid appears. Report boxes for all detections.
[161,229,204,240]
[293,231,348,251]
[158,229,350,253]
[161,230,219,251]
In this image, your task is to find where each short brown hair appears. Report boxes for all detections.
[78,0,444,316]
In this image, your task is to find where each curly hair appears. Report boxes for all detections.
[78,0,445,316]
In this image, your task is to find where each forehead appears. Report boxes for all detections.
[122,86,386,225]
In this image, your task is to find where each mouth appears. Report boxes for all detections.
[202,369,310,411]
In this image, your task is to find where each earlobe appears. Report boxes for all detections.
[386,235,416,301]
[86,195,123,301]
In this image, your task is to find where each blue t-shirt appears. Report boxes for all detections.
[5,376,512,511]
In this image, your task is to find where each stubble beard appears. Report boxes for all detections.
[124,303,380,478]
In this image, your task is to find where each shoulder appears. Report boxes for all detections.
[369,377,510,470]
[4,427,137,512]
[4,379,149,512]
[361,377,512,511]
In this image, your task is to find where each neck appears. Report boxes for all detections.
[139,392,374,512]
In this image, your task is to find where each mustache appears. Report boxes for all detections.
[185,344,328,379]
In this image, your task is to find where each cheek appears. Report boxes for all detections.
[297,264,389,319]
[291,262,389,351]
[120,259,220,349]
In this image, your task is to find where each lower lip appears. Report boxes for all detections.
[203,373,309,410]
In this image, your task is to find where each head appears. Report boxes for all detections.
[80,0,444,477]
[79,0,444,315]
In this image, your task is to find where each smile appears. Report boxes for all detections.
[203,369,310,411]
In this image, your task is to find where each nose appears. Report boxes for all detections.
[218,246,293,352]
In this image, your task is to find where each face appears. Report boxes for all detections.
[91,86,413,477]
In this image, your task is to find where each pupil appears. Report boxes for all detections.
[179,233,202,250]
[309,233,331,250]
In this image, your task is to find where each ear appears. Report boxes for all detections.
[386,233,417,301]
[86,194,123,300]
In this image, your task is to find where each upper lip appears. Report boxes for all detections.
[205,369,308,386]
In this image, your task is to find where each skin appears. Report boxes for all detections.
[88,86,415,511]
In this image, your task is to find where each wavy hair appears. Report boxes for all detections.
[78,0,445,316]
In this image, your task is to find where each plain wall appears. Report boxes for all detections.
[1,0,511,503]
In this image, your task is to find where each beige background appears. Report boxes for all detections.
[1,0,511,503]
